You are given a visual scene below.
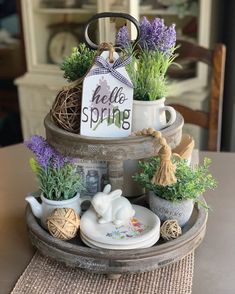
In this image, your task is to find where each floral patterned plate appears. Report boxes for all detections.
[80,205,160,247]
[80,230,159,250]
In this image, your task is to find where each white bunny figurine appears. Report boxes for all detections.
[91,184,135,227]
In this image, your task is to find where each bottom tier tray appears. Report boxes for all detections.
[26,197,207,278]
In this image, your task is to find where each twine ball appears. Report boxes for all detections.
[47,208,80,240]
[51,86,82,133]
[160,220,182,241]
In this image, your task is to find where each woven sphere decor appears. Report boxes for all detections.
[50,86,82,133]
[47,208,80,241]
[160,219,182,241]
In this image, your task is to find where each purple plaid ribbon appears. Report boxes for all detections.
[87,55,133,88]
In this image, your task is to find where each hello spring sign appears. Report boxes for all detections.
[80,51,133,137]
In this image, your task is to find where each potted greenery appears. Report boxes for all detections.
[134,156,217,226]
[116,17,178,131]
[61,44,96,82]
[60,17,178,133]
[25,135,86,228]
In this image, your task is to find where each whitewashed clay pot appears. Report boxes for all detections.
[132,97,177,132]
[25,193,91,229]
[148,191,194,227]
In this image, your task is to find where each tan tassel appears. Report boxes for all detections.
[133,128,177,186]
[152,144,177,186]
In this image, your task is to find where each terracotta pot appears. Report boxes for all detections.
[148,191,194,227]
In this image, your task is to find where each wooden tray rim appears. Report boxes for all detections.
[45,112,184,144]
[26,201,207,260]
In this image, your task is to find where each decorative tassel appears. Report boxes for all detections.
[133,128,177,187]
[152,145,177,186]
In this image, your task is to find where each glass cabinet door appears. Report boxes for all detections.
[22,0,98,73]
[21,0,211,93]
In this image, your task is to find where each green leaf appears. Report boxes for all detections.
[114,110,122,128]
[61,44,96,82]
[29,158,40,174]
[133,156,217,208]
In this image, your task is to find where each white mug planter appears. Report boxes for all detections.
[26,193,91,229]
[148,191,194,227]
[132,97,177,132]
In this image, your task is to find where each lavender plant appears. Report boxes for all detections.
[116,17,178,100]
[25,135,84,201]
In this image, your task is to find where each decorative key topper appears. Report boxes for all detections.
[80,44,134,137]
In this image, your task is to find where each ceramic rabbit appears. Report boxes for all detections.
[91,184,135,226]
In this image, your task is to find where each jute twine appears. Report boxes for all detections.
[50,43,116,133]
[160,220,182,241]
[132,127,177,186]
[47,208,80,241]
[11,251,194,294]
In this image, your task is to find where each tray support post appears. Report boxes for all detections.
[108,160,124,191]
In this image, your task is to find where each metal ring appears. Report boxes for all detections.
[84,12,140,50]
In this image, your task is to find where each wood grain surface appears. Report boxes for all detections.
[26,199,207,276]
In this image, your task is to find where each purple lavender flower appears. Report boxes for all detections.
[25,135,53,168]
[148,18,176,53]
[159,24,176,53]
[25,135,46,155]
[52,150,74,169]
[38,146,53,168]
[150,18,165,50]
[116,16,176,53]
[139,17,154,49]
[115,26,130,48]
[25,135,73,169]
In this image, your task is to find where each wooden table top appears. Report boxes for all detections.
[0,144,234,294]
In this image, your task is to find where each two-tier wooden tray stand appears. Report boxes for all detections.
[26,112,208,279]
[44,112,184,191]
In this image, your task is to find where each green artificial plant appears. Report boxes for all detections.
[116,16,178,100]
[26,135,85,201]
[61,43,96,82]
[134,157,217,208]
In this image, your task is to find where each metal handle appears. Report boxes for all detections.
[84,12,140,50]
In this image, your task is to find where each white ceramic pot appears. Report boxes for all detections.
[148,191,194,227]
[25,193,91,229]
[132,97,176,132]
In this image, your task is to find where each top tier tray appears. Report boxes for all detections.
[44,112,184,191]
[44,112,184,161]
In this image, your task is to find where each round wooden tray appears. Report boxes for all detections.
[26,197,207,278]
[44,112,184,191]
[44,112,184,161]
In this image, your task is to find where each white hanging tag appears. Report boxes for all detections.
[80,51,133,137]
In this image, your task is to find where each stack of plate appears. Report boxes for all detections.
[80,205,160,250]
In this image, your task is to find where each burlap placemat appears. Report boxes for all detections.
[11,251,194,294]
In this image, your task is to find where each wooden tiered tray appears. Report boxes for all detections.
[44,112,184,190]
[26,196,207,279]
[26,113,206,279]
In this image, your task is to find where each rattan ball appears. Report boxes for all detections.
[160,220,182,241]
[51,86,82,133]
[47,208,80,240]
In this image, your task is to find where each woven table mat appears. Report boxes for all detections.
[11,251,194,294]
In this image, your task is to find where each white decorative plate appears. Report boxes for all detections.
[80,205,160,246]
[80,230,159,250]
